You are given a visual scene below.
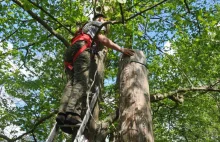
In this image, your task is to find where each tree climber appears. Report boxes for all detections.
[56,14,134,133]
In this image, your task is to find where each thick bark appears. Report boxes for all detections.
[117,50,154,142]
[86,47,108,142]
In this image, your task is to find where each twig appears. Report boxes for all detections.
[32,132,37,142]
[0,26,21,43]
[92,0,98,15]
[209,79,220,88]
[18,48,38,77]
[152,103,165,115]
[17,42,36,50]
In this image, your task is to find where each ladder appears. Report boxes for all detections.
[46,87,99,142]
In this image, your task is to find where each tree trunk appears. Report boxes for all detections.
[117,50,154,142]
[87,47,108,142]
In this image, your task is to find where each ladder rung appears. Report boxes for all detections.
[57,124,81,128]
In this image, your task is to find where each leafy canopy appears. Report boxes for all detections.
[0,0,220,141]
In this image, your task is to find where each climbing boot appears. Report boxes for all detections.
[65,114,82,125]
[56,113,66,125]
[59,125,77,134]
[59,113,81,134]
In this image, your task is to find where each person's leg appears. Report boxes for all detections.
[56,41,80,125]
[56,69,74,124]
[65,48,91,124]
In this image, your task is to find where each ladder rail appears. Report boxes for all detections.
[46,123,59,142]
[74,87,99,142]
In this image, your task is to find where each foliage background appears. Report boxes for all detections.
[0,0,220,141]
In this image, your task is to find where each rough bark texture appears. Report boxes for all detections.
[117,50,154,142]
[87,47,108,142]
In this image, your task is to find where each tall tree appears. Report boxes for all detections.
[0,0,220,141]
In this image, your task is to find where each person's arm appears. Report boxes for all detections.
[97,34,134,56]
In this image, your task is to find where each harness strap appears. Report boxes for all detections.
[64,62,74,70]
[72,44,89,62]
[64,33,92,70]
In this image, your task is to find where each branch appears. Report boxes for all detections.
[32,132,37,142]
[17,42,36,50]
[119,3,125,24]
[184,0,191,13]
[0,134,12,142]
[27,0,74,35]
[125,0,169,22]
[92,0,97,15]
[89,1,169,32]
[0,26,21,43]
[168,94,184,103]
[151,86,220,102]
[12,110,58,141]
[17,48,38,77]
[210,79,220,88]
[12,0,70,48]
[94,109,119,142]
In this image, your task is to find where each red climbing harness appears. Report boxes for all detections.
[64,33,92,70]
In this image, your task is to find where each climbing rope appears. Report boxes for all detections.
[130,60,147,67]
